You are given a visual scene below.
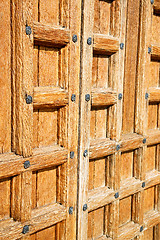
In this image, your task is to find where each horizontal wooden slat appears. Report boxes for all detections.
[144,210,160,230]
[89,138,116,160]
[30,203,66,233]
[120,133,144,152]
[93,34,119,55]
[151,45,160,61]
[91,88,117,107]
[33,21,70,47]
[88,186,114,212]
[154,0,160,14]
[118,221,140,240]
[0,145,67,179]
[148,87,160,103]
[33,86,69,108]
[147,129,160,146]
[0,203,66,239]
[88,173,160,212]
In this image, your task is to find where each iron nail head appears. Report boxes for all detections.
[83,150,88,158]
[143,138,146,144]
[22,225,29,234]
[71,94,76,102]
[85,94,90,102]
[24,160,30,169]
[145,93,149,100]
[25,26,32,35]
[72,34,78,43]
[115,192,119,199]
[87,37,92,45]
[83,204,87,211]
[70,151,74,159]
[116,145,120,151]
[26,95,32,104]
[151,0,154,4]
[148,47,151,54]
[118,93,123,100]
[140,226,143,232]
[69,207,74,215]
[120,43,124,50]
[142,182,145,188]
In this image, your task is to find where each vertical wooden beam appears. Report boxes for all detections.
[77,0,94,239]
[13,0,33,157]
[135,0,153,233]
[11,0,33,237]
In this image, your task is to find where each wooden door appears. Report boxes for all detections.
[1,0,160,240]
[78,0,160,239]
[0,0,81,239]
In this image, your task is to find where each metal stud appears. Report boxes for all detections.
[72,34,78,43]
[145,93,149,99]
[70,151,75,159]
[71,94,76,102]
[22,225,29,234]
[85,94,90,102]
[151,0,154,4]
[25,26,32,35]
[87,37,92,45]
[118,93,123,100]
[83,204,87,211]
[83,150,88,158]
[116,145,120,151]
[140,226,143,232]
[115,192,119,199]
[143,138,146,144]
[69,207,74,215]
[142,182,145,188]
[148,47,151,54]
[26,95,32,104]
[24,160,30,169]
[120,43,124,50]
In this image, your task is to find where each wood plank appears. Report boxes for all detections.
[0,145,67,179]
[149,87,160,103]
[147,129,160,146]
[89,138,116,160]
[120,133,144,152]
[33,86,69,108]
[0,203,66,240]
[151,45,160,61]
[33,21,70,48]
[13,0,33,157]
[144,210,160,229]
[77,0,94,238]
[91,88,117,107]
[93,34,119,55]
[0,0,11,153]
[118,221,140,240]
[154,0,160,14]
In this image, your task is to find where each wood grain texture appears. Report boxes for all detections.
[0,145,67,180]
[33,86,69,108]
[13,0,33,157]
[33,21,70,47]
[91,88,117,107]
[149,87,160,103]
[0,203,66,240]
[151,45,160,61]
[154,0,160,14]
[93,34,119,55]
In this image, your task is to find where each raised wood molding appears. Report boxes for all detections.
[93,34,119,55]
[91,88,117,107]
[33,21,70,48]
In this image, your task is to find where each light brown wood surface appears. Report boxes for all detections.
[1,0,160,239]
